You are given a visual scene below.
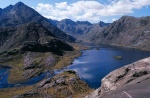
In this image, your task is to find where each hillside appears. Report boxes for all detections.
[0,22,78,84]
[0,22,73,54]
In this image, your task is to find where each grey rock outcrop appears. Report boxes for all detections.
[86,57,150,98]
[14,71,91,98]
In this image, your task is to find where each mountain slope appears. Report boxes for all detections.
[0,2,75,42]
[0,22,73,54]
[90,16,150,50]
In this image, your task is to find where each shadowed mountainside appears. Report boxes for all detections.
[0,22,73,55]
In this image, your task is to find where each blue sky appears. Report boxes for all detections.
[0,0,150,23]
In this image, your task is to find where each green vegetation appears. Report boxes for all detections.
[0,86,33,98]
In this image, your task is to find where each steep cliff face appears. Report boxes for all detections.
[0,2,75,42]
[90,16,150,50]
[86,57,150,98]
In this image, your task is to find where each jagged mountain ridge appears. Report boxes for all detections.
[49,16,150,51]
[49,19,110,41]
[0,2,76,42]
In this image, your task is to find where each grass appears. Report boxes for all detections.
[51,51,81,70]
[0,86,33,98]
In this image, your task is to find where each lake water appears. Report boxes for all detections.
[1,46,150,89]
[55,46,150,88]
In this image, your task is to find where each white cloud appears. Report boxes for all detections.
[35,0,150,22]
[55,2,68,10]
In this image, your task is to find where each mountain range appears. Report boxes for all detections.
[49,19,110,41]
[1,2,149,51]
[0,2,75,42]
[49,16,150,50]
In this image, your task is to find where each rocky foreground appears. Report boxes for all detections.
[86,57,150,98]
[0,70,92,98]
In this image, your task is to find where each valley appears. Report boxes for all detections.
[0,1,150,98]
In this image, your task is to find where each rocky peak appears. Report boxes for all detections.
[0,2,76,42]
[15,1,25,6]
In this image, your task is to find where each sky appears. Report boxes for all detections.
[0,0,150,23]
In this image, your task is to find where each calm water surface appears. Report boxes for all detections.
[56,46,150,88]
